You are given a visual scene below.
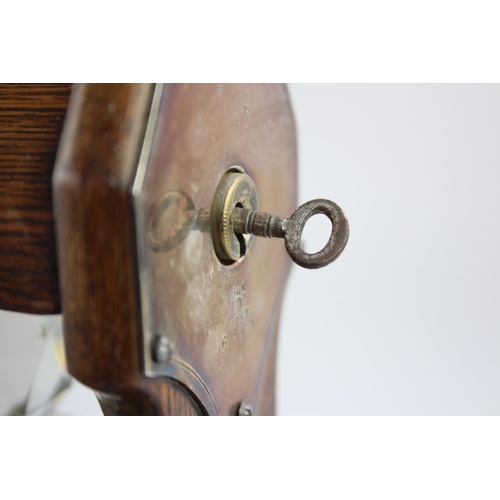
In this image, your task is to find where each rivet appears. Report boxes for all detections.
[152,335,171,363]
[238,402,253,416]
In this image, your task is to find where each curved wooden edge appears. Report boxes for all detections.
[53,83,149,388]
[97,378,204,416]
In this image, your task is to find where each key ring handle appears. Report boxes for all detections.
[148,190,196,253]
[285,199,349,269]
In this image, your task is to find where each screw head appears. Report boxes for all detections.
[152,335,171,363]
[238,402,253,416]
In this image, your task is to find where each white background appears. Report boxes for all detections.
[279,84,500,415]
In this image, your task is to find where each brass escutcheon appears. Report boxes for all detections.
[210,167,258,263]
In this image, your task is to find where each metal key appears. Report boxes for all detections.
[231,199,349,269]
[148,170,349,270]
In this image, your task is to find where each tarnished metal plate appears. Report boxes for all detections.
[133,84,297,415]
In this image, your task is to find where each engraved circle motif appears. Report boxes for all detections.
[285,199,349,270]
[148,190,196,253]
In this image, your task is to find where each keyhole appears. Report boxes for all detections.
[235,203,247,257]
[300,213,332,254]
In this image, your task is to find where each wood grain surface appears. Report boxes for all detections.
[0,84,71,314]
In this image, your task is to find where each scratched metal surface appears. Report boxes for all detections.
[134,84,297,415]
